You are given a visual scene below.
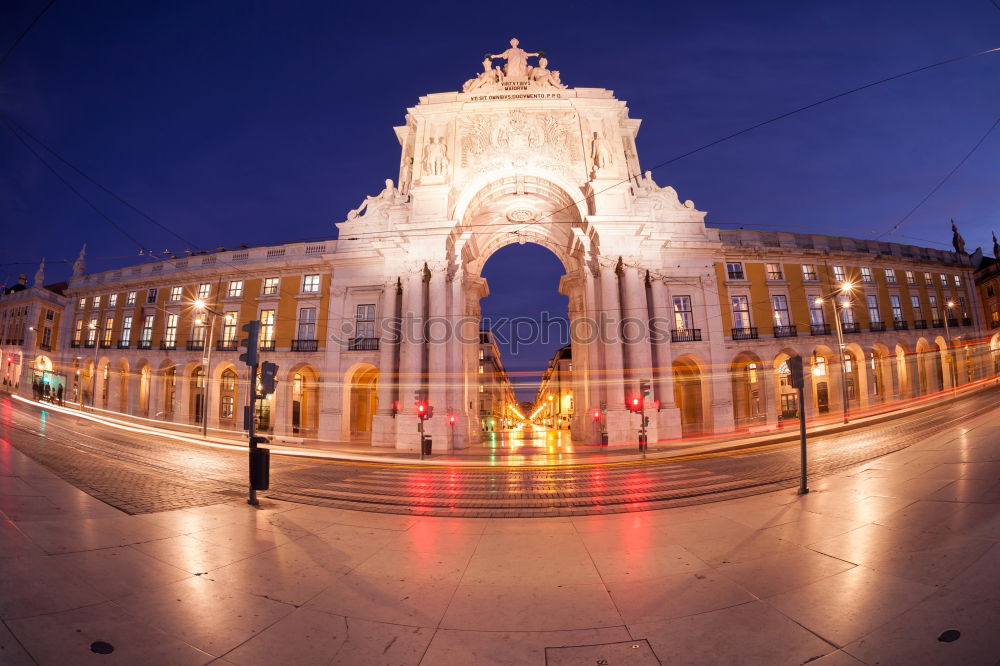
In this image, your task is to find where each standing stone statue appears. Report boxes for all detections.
[34,258,45,287]
[993,231,999,259]
[71,244,87,279]
[423,137,448,177]
[488,38,539,79]
[592,132,613,171]
[951,219,967,255]
[399,156,413,195]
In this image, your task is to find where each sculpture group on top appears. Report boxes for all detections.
[463,38,567,92]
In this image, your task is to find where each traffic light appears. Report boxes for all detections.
[416,402,428,420]
[788,355,804,389]
[628,395,643,413]
[640,379,652,398]
[448,413,456,426]
[259,361,279,395]
[239,321,260,367]
[592,408,601,421]
[426,405,434,420]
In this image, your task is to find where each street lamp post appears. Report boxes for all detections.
[816,281,853,424]
[194,299,221,438]
[944,300,957,394]
[88,322,99,409]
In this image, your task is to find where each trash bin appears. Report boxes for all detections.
[600,432,609,446]
[250,447,270,491]
[421,436,432,456]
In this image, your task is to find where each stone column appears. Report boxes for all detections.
[425,262,451,450]
[447,267,472,449]
[372,278,399,448]
[620,264,657,442]
[271,381,289,437]
[648,277,681,439]
[763,368,779,427]
[395,264,425,451]
[598,260,629,445]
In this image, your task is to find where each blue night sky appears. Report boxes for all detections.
[2,0,999,391]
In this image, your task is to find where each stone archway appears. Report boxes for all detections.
[730,351,765,429]
[345,363,378,443]
[672,355,706,436]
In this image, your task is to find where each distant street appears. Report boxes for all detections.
[1,387,997,517]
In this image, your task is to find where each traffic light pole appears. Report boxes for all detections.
[418,418,425,460]
[247,361,260,506]
[797,383,808,495]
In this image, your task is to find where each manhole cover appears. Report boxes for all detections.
[545,639,660,665]
[938,629,961,643]
[90,641,114,654]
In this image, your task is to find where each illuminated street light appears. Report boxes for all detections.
[193,296,223,438]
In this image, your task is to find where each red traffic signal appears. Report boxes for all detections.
[628,396,643,413]
[448,413,456,426]
[416,403,433,420]
[592,409,601,421]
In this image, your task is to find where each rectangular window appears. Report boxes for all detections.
[222,312,238,345]
[140,315,154,345]
[227,281,243,298]
[801,264,817,281]
[867,295,881,323]
[840,300,857,324]
[297,307,317,340]
[958,296,968,318]
[905,270,916,286]
[924,272,933,286]
[102,316,114,345]
[197,283,211,300]
[940,274,948,288]
[108,294,118,308]
[303,274,320,293]
[809,295,825,325]
[725,262,744,280]
[146,288,158,304]
[992,304,999,326]
[833,266,846,283]
[93,295,102,309]
[73,318,83,344]
[121,315,132,345]
[884,269,897,285]
[164,314,178,345]
[78,297,86,309]
[87,317,98,345]
[731,295,751,329]
[191,319,207,344]
[673,296,693,330]
[911,295,922,318]
[126,291,137,306]
[41,327,52,348]
[355,304,376,339]
[221,395,234,420]
[169,286,183,302]
[929,295,939,321]
[890,295,903,322]
[772,294,791,326]
[860,267,873,284]
[263,277,280,295]
[765,263,783,280]
[259,309,275,346]
[954,274,962,287]
[45,309,54,321]
[989,285,997,298]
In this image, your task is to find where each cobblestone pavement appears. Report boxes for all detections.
[1,387,997,517]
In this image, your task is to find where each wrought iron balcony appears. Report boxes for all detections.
[731,327,758,341]
[773,325,797,338]
[137,340,152,350]
[946,318,959,328]
[38,343,52,352]
[869,321,886,332]
[961,317,972,326]
[117,340,130,349]
[347,337,380,351]
[913,319,927,329]
[159,341,176,350]
[83,341,96,348]
[186,340,205,352]
[216,340,237,352]
[810,324,830,336]
[259,340,276,352]
[70,341,81,348]
[99,340,113,348]
[670,328,702,343]
[932,319,944,328]
[291,339,318,351]
[893,320,908,331]
[842,322,860,334]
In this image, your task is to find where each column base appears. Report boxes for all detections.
[604,409,640,446]
[655,406,682,440]
[371,412,397,448]
[394,414,423,452]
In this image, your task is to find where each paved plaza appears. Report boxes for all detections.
[2,401,1000,664]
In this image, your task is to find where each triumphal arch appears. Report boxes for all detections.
[335,39,730,450]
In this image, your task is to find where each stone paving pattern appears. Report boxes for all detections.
[1,395,999,663]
